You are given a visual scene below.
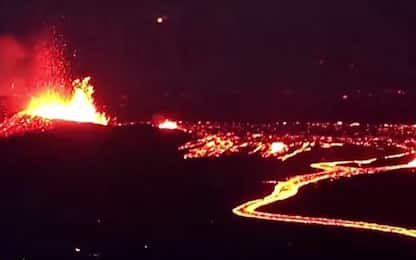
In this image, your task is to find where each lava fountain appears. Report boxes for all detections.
[21,77,109,125]
[158,119,178,130]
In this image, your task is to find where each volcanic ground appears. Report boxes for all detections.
[0,122,414,259]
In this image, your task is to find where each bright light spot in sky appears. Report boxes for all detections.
[156,17,164,24]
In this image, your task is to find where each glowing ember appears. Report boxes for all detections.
[158,119,178,130]
[22,77,109,125]
[269,141,287,154]
[0,114,52,139]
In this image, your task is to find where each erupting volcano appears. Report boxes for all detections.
[1,28,416,246]
[0,29,110,139]
[22,77,109,125]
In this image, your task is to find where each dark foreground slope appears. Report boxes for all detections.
[0,123,415,259]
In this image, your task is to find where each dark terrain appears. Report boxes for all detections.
[0,123,414,258]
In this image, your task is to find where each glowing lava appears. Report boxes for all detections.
[407,158,416,167]
[270,142,287,154]
[158,119,178,130]
[232,154,416,239]
[170,121,416,239]
[22,77,109,125]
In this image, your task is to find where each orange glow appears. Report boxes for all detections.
[270,142,287,154]
[164,121,416,238]
[179,134,236,159]
[158,119,178,130]
[21,77,109,125]
[407,158,416,167]
[233,154,416,239]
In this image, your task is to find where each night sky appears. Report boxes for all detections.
[0,1,416,120]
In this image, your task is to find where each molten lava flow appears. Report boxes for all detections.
[165,121,416,238]
[22,77,109,125]
[158,119,178,130]
[407,158,416,167]
[232,154,416,239]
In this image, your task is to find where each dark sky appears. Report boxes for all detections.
[0,1,416,120]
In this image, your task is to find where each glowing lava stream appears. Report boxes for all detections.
[232,153,416,238]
